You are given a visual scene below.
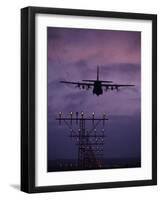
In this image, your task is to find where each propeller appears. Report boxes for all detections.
[86,85,91,90]
[115,86,119,92]
[75,83,80,88]
[105,86,109,91]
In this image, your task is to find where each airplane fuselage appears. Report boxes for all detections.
[93,81,103,96]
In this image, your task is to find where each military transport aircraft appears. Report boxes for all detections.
[60,66,135,96]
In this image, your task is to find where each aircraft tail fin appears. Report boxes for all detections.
[97,66,99,81]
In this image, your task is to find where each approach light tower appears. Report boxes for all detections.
[56,112,108,170]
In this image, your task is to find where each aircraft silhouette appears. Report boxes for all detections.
[60,66,135,96]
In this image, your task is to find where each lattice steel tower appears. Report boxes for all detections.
[56,112,108,170]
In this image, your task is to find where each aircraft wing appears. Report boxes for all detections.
[60,81,93,85]
[60,81,94,89]
[101,83,135,91]
[113,84,134,87]
[60,81,81,84]
[102,84,134,87]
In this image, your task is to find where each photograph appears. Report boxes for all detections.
[47,27,141,172]
[21,6,157,193]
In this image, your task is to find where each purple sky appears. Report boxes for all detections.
[47,27,141,163]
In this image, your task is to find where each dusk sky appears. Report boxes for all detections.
[47,27,141,167]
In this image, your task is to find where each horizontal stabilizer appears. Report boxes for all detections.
[82,80,96,82]
[82,80,113,83]
[100,80,113,83]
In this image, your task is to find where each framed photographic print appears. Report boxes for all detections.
[21,6,157,193]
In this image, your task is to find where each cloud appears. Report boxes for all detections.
[47,27,141,162]
[48,27,141,65]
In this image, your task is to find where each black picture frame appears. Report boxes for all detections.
[21,6,157,193]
